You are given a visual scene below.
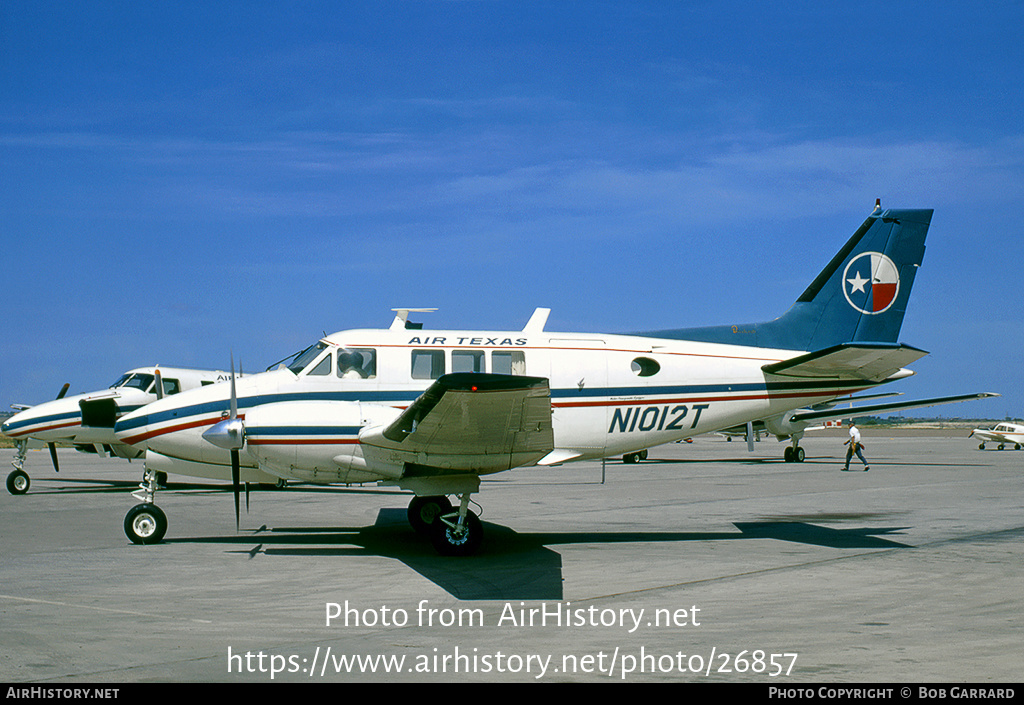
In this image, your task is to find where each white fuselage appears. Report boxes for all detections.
[114,327,882,484]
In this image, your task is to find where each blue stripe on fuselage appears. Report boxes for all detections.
[114,379,863,436]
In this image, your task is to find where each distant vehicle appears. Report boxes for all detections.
[970,423,1024,450]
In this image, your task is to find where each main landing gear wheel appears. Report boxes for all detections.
[622,449,648,463]
[407,495,453,535]
[432,509,482,557]
[124,503,167,545]
[7,469,30,495]
[784,446,806,462]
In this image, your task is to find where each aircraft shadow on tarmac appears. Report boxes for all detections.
[163,508,913,601]
[22,477,913,600]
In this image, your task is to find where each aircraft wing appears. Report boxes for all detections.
[762,343,928,382]
[788,392,999,425]
[359,373,554,475]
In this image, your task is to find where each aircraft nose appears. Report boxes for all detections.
[1,409,32,439]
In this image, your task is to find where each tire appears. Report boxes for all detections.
[7,470,30,495]
[431,510,483,557]
[124,503,168,545]
[407,495,453,535]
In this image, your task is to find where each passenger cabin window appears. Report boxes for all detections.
[338,348,376,379]
[411,350,445,379]
[452,350,485,373]
[492,350,526,375]
[161,378,181,395]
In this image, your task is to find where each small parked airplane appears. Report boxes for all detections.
[2,367,261,494]
[114,204,948,555]
[970,422,1024,450]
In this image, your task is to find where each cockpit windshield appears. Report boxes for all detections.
[110,373,155,392]
[287,342,328,374]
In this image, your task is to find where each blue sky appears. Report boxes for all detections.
[2,1,1022,419]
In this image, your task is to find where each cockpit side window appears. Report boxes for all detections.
[162,378,181,395]
[337,348,376,379]
[306,352,334,376]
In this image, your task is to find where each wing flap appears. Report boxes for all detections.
[762,343,928,382]
[360,373,554,475]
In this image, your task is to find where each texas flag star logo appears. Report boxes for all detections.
[842,252,900,315]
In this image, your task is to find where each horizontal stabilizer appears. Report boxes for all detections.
[789,392,1000,424]
[763,343,928,382]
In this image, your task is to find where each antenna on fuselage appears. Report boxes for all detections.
[390,308,438,331]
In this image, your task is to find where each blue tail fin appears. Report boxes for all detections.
[645,206,932,351]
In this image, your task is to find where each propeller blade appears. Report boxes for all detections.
[232,449,241,531]
[154,367,164,400]
[56,383,70,400]
[746,421,755,453]
[229,354,238,420]
[48,442,60,473]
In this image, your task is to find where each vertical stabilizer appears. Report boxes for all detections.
[643,207,932,351]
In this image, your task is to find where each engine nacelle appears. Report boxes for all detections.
[244,401,403,484]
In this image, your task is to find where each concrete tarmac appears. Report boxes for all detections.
[1,431,1021,683]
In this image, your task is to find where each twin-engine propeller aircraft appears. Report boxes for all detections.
[718,391,998,460]
[116,204,950,555]
[970,422,1024,450]
[2,367,252,494]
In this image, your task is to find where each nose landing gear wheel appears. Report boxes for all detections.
[431,509,482,557]
[7,469,30,495]
[124,503,168,545]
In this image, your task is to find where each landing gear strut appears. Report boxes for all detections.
[124,467,167,544]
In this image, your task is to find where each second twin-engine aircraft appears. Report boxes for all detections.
[2,367,250,495]
[115,204,952,555]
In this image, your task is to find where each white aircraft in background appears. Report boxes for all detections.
[716,391,998,460]
[970,422,1024,450]
[115,204,956,556]
[1,367,266,494]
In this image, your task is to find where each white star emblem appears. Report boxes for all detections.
[847,271,868,294]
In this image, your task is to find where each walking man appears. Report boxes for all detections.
[843,423,870,471]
